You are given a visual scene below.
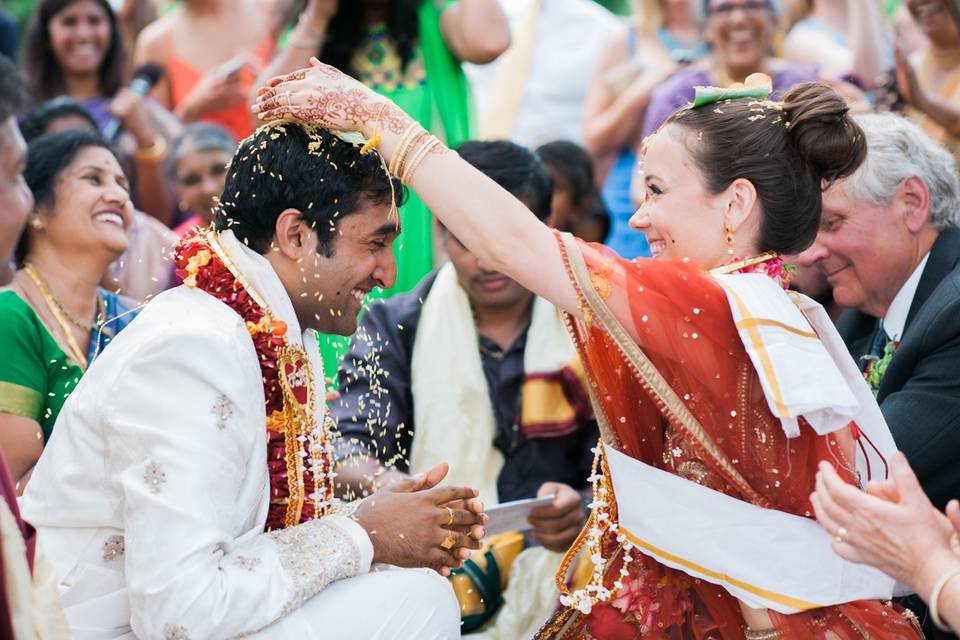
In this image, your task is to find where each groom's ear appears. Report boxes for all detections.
[271,208,318,260]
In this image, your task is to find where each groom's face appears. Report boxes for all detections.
[296,200,400,335]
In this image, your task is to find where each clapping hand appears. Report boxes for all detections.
[352,462,487,576]
[811,452,960,593]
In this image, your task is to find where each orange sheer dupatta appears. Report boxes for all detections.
[540,234,921,640]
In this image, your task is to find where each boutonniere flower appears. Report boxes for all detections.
[862,339,899,394]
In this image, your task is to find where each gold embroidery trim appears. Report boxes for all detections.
[715,279,790,417]
[617,525,822,611]
[276,344,314,528]
[734,317,818,339]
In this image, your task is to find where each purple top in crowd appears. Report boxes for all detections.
[641,61,820,138]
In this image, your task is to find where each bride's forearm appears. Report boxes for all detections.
[374,113,579,315]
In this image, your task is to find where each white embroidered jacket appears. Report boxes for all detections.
[21,232,373,640]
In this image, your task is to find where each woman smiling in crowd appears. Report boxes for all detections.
[23,0,179,223]
[0,131,139,490]
[642,0,820,137]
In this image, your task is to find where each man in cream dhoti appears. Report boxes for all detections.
[20,121,486,640]
[332,140,598,636]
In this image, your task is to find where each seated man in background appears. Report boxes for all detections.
[798,113,960,640]
[333,140,598,636]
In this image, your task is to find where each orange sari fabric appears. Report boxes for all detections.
[545,236,921,640]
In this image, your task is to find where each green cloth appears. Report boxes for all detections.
[317,0,473,382]
[593,0,631,16]
[0,291,83,441]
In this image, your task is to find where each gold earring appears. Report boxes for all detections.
[724,220,735,256]
[29,217,43,230]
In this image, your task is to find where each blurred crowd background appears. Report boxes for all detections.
[0,0,956,309]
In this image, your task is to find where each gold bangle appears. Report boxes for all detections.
[396,130,428,182]
[392,130,426,180]
[388,122,425,176]
[401,134,440,185]
[399,132,431,184]
[386,123,416,174]
[135,135,167,163]
[744,628,780,640]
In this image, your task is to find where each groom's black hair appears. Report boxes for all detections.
[214,120,406,257]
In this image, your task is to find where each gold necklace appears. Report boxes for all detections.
[22,264,96,369]
[23,263,103,331]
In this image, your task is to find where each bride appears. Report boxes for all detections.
[252,63,922,638]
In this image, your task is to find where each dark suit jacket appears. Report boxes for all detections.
[837,225,960,639]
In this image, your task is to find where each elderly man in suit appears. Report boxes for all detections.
[799,112,960,639]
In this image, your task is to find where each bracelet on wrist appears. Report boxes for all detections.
[930,567,960,632]
[744,627,780,640]
[135,135,167,163]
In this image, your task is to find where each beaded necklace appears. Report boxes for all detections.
[173,227,334,530]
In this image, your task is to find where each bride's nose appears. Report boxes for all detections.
[628,206,650,231]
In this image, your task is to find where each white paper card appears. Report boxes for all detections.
[484,495,555,536]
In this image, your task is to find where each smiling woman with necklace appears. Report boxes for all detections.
[0,130,139,491]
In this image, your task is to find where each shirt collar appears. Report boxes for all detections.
[216,229,304,347]
[882,252,930,341]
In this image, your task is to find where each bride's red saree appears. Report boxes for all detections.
[538,234,921,640]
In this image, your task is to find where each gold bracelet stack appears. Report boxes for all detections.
[388,122,426,175]
[400,135,441,184]
[388,121,444,185]
[744,627,780,640]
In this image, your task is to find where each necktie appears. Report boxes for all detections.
[868,321,890,359]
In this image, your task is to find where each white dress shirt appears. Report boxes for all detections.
[882,252,930,341]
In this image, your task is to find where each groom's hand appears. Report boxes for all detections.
[352,463,488,575]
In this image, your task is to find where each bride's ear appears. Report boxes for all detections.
[725,178,760,233]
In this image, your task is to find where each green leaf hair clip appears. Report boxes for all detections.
[691,72,774,108]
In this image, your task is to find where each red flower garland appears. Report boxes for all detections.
[174,228,333,531]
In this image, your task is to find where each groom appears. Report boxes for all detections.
[21,121,485,639]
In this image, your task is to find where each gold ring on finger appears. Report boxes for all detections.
[440,534,456,550]
[444,506,454,527]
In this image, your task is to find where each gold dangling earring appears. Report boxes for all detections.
[724,216,736,256]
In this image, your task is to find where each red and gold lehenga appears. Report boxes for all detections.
[538,234,922,640]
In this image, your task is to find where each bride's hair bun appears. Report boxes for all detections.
[781,82,866,185]
[659,81,867,255]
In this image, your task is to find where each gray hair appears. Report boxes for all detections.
[844,113,960,230]
[169,122,237,176]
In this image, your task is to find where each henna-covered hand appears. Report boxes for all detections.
[251,57,412,138]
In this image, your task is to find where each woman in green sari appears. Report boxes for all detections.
[254,0,510,378]
[0,130,140,490]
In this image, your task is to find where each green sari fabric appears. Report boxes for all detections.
[0,291,83,442]
[318,0,473,381]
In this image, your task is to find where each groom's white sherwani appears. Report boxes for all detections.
[21,231,459,640]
